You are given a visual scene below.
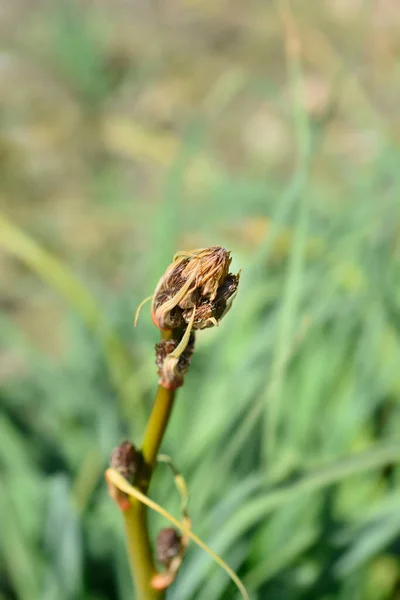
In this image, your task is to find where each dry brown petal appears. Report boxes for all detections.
[182,272,240,329]
[177,246,231,305]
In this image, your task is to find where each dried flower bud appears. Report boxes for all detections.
[155,333,195,389]
[151,246,238,331]
[156,528,182,567]
[109,441,143,484]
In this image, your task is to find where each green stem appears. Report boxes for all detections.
[142,384,176,473]
[142,329,176,475]
[123,502,163,600]
[123,329,177,600]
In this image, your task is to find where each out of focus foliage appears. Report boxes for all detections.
[1,1,400,599]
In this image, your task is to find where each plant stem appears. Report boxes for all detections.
[123,501,163,600]
[123,329,177,599]
[142,384,176,474]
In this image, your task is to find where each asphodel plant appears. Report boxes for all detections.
[105,246,246,600]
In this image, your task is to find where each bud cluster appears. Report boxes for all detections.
[155,333,195,390]
[151,246,240,389]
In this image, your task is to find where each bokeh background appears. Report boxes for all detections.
[2,1,400,599]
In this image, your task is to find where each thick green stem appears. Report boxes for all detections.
[123,330,176,600]
[142,384,176,473]
[123,502,163,600]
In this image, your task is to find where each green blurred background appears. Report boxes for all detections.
[1,1,400,598]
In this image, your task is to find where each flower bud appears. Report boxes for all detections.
[156,528,182,567]
[109,441,143,484]
[151,246,239,331]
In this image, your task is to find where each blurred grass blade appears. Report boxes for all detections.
[244,528,317,588]
[0,213,104,329]
[45,476,83,598]
[264,2,312,463]
[177,443,400,596]
[335,514,400,576]
[0,487,42,600]
[252,443,400,527]
[264,193,309,463]
[0,212,143,423]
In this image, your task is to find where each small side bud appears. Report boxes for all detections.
[156,528,183,567]
[110,441,143,484]
[108,441,143,511]
[155,333,195,390]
